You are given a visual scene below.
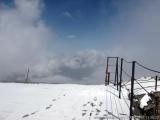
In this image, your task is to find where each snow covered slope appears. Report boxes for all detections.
[0,83,130,120]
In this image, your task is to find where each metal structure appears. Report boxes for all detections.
[25,68,30,83]
[105,57,160,119]
[105,57,119,89]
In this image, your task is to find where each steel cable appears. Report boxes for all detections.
[136,61,160,74]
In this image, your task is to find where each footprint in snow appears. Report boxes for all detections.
[45,104,52,110]
[30,111,38,115]
[94,109,101,116]
[22,111,38,118]
[96,109,101,113]
[52,99,56,101]
[90,102,96,107]
[22,114,29,118]
[82,110,87,112]
[89,112,93,116]
[83,104,87,107]
[82,112,86,116]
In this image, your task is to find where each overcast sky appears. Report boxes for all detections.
[0,0,160,84]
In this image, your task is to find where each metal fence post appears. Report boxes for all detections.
[119,58,123,98]
[130,61,136,120]
[155,76,158,91]
[105,57,109,86]
[116,57,119,90]
[108,72,110,85]
[25,68,30,83]
[114,57,119,89]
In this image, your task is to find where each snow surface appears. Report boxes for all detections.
[1,77,156,120]
[140,94,151,109]
[0,83,129,120]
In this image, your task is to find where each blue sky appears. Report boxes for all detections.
[41,0,140,52]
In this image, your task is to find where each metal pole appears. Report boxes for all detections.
[114,67,116,86]
[105,57,109,86]
[108,72,110,85]
[114,57,118,86]
[130,61,136,120]
[155,76,158,91]
[116,57,119,90]
[119,58,123,98]
[25,68,29,83]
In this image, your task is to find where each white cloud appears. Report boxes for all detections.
[108,1,160,69]
[31,50,106,84]
[14,0,43,22]
[62,11,73,19]
[0,0,106,84]
[0,0,52,81]
[66,34,77,39]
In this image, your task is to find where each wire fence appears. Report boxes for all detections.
[105,57,160,119]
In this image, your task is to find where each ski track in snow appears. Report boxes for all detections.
[0,83,130,120]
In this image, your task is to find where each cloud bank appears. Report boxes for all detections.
[106,0,160,78]
[31,50,105,84]
[110,1,160,65]
[0,0,52,82]
[0,0,105,84]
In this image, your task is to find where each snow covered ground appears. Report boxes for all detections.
[0,83,130,120]
[1,77,157,120]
